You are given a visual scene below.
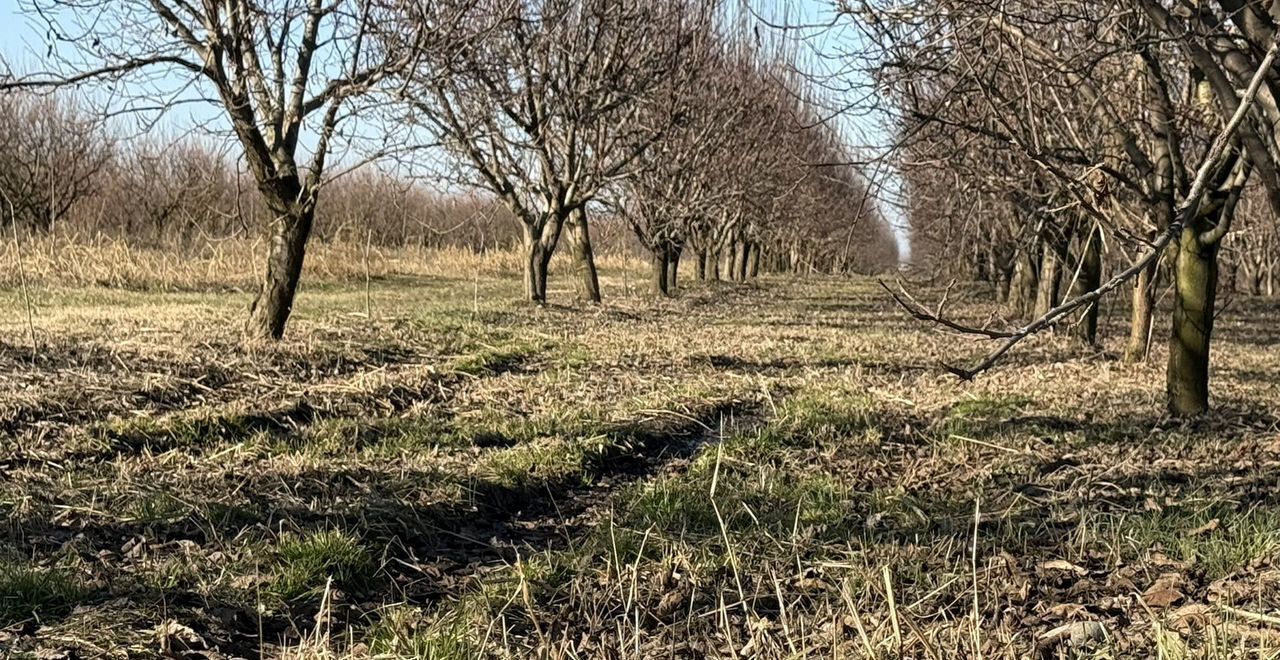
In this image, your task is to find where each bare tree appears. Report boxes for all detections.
[2,0,436,340]
[399,0,710,304]
[0,92,113,233]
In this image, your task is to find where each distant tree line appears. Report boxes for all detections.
[0,96,526,250]
[0,0,898,339]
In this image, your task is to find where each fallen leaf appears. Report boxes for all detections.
[1143,573,1186,608]
[655,591,685,618]
[1187,518,1220,536]
[1038,559,1088,576]
[1038,621,1107,648]
[1046,603,1088,619]
[1169,604,1215,632]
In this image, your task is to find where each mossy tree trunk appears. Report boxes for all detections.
[1166,219,1220,416]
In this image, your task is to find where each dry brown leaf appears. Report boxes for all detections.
[1186,518,1220,536]
[1046,603,1089,619]
[1038,559,1088,576]
[1143,573,1186,609]
[655,591,685,618]
[1169,603,1215,632]
[1038,621,1107,647]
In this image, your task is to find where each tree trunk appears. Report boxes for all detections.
[747,243,761,278]
[246,205,314,340]
[526,240,551,303]
[1123,255,1160,363]
[666,243,681,292]
[1010,248,1039,318]
[993,245,1015,303]
[710,247,721,281]
[996,267,1013,304]
[974,245,991,282]
[1072,227,1103,346]
[651,247,670,296]
[522,214,565,304]
[728,242,742,282]
[1034,233,1068,318]
[734,241,749,282]
[565,208,601,304]
[1166,223,1219,417]
[696,248,707,281]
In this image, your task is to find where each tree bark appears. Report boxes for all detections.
[1010,248,1039,318]
[710,247,721,281]
[993,245,1015,303]
[728,241,742,282]
[974,245,991,282]
[522,214,565,304]
[1123,254,1160,363]
[1166,223,1219,417]
[245,204,314,341]
[1034,232,1068,318]
[734,241,749,282]
[651,247,670,296]
[666,243,681,292]
[747,243,761,278]
[696,247,707,281]
[1072,227,1103,346]
[565,208,601,304]
[996,268,1013,304]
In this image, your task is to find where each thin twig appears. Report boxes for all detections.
[880,279,1015,339]
[1219,604,1280,627]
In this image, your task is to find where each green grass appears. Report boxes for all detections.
[449,340,544,376]
[296,416,462,457]
[0,561,88,626]
[269,529,374,604]
[124,490,194,525]
[1112,506,1280,579]
[365,605,482,660]
[621,440,854,541]
[775,387,877,441]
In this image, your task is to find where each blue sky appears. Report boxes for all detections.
[0,2,34,62]
[0,0,908,255]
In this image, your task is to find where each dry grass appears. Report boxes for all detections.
[0,234,648,292]
[1,240,1279,659]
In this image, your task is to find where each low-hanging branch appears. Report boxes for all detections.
[879,279,1016,339]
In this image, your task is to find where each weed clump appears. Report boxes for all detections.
[270,529,373,603]
[0,561,87,626]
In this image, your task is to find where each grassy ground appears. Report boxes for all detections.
[2,256,1279,659]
